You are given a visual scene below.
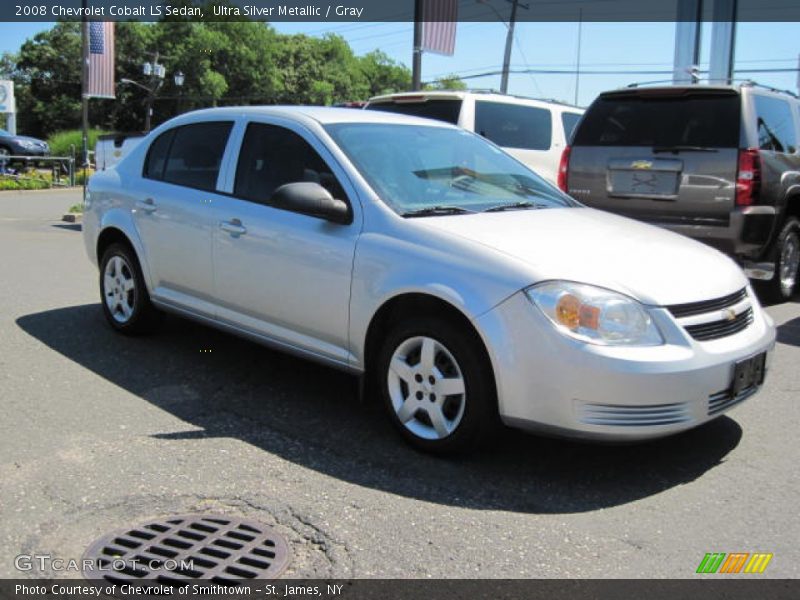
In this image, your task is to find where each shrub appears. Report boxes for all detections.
[47,129,109,160]
[0,176,52,190]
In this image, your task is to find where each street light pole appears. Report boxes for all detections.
[412,0,423,91]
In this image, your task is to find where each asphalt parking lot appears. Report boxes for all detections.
[1,189,799,579]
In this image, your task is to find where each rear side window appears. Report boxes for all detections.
[234,123,347,205]
[561,112,582,142]
[754,95,797,153]
[366,100,462,124]
[155,122,232,191]
[573,93,740,148]
[143,129,174,180]
[474,101,552,150]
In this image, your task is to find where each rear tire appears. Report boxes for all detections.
[99,243,162,335]
[758,217,800,303]
[375,315,499,454]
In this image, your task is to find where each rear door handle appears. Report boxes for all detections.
[136,198,157,213]
[220,219,247,236]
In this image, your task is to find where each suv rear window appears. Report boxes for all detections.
[366,99,462,124]
[573,93,740,148]
[475,101,552,150]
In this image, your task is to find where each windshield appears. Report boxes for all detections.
[324,123,577,215]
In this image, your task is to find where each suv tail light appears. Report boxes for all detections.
[557,145,571,193]
[736,148,761,207]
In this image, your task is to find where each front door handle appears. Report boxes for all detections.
[136,198,157,213]
[220,219,247,237]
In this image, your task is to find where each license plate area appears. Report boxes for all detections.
[731,352,766,396]
[608,169,679,199]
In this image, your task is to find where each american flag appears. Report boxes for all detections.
[86,22,115,99]
[421,0,458,56]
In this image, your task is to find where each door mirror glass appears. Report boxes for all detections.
[270,182,351,224]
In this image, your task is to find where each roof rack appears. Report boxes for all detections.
[738,79,798,98]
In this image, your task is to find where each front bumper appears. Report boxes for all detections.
[475,289,776,441]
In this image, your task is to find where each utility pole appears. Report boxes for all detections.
[574,8,583,105]
[500,0,519,94]
[80,0,89,170]
[412,0,423,90]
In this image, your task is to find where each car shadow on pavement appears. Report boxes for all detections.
[17,304,743,515]
[777,316,800,347]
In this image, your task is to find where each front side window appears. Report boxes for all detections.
[754,95,797,153]
[475,101,553,151]
[151,122,233,191]
[325,123,576,215]
[234,123,347,205]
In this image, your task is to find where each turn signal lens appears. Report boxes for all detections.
[526,281,664,346]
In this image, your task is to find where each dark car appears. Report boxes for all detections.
[560,83,800,302]
[0,128,50,164]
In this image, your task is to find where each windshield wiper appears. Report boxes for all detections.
[484,201,542,213]
[652,145,718,154]
[401,205,475,218]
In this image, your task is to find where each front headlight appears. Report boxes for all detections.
[526,281,664,346]
[17,140,37,149]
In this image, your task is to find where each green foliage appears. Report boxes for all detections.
[0,176,51,190]
[425,75,468,91]
[7,20,418,138]
[74,168,96,186]
[47,129,109,159]
[68,203,83,213]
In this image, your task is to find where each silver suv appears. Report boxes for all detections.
[561,83,800,302]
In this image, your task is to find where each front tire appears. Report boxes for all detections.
[759,217,800,303]
[99,243,161,334]
[376,316,498,454]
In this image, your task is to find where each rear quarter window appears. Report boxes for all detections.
[573,93,740,148]
[474,101,552,151]
[366,100,463,125]
[561,112,582,142]
[754,94,798,153]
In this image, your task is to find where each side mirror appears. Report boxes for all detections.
[270,182,351,225]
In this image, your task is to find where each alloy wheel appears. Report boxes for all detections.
[387,335,466,440]
[780,232,800,297]
[103,255,136,323]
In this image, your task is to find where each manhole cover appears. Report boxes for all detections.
[82,514,290,583]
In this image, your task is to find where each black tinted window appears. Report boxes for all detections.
[366,100,462,124]
[143,129,174,180]
[561,112,582,142]
[161,122,232,191]
[475,101,552,150]
[754,95,797,153]
[234,123,346,204]
[573,93,740,148]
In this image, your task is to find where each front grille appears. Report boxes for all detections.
[708,384,759,416]
[578,402,691,427]
[685,307,754,341]
[667,288,747,318]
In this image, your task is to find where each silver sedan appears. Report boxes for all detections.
[83,107,776,453]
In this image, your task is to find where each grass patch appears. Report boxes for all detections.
[67,203,83,214]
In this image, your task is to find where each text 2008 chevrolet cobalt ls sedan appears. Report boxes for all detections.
[83,107,776,453]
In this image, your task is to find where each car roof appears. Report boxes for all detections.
[368,90,584,112]
[168,105,456,128]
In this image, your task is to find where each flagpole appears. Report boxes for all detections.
[81,0,89,191]
[412,0,423,90]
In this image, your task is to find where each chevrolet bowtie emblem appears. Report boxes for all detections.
[631,160,653,170]
[723,308,737,322]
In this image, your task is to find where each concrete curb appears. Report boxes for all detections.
[62,213,83,223]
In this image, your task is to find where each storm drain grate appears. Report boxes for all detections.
[82,514,290,584]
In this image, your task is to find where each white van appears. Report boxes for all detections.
[365,91,584,184]
[94,132,145,171]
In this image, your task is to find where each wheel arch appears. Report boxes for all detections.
[362,292,498,398]
[95,220,153,292]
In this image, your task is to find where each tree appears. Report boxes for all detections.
[425,74,468,91]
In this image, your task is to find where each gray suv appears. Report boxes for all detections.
[561,83,800,302]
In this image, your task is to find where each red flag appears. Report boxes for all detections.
[421,0,458,56]
[87,22,115,99]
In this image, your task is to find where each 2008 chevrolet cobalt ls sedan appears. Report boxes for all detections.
[83,107,776,453]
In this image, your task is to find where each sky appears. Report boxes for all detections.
[0,20,797,107]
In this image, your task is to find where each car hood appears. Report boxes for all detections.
[12,135,48,146]
[418,207,747,306]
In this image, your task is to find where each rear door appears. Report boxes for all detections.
[567,88,741,226]
[472,100,557,181]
